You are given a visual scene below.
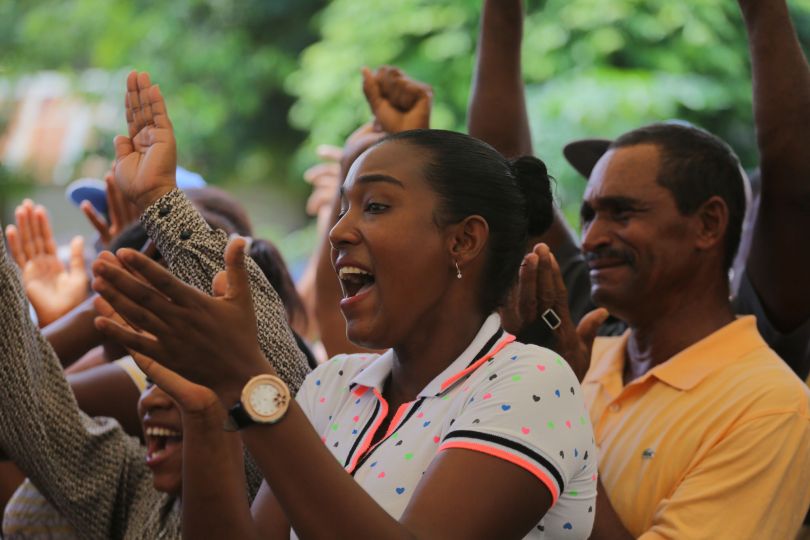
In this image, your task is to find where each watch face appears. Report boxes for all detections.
[242,375,291,424]
[249,383,280,417]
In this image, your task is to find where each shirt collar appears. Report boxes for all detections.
[649,316,766,390]
[586,332,630,383]
[586,316,767,393]
[348,313,513,397]
[349,349,395,393]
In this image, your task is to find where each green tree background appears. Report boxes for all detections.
[2,0,809,249]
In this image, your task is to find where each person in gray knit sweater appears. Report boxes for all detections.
[0,121,311,539]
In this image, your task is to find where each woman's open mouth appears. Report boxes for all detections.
[144,425,182,467]
[338,266,376,301]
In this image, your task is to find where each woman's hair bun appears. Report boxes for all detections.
[509,155,554,236]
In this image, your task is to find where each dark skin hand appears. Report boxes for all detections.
[517,246,632,540]
[82,163,140,249]
[112,71,178,213]
[514,243,608,382]
[363,66,433,134]
[93,239,553,540]
[93,287,251,538]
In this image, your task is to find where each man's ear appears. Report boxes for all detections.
[694,196,729,253]
[447,215,489,271]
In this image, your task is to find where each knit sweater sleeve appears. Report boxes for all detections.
[0,234,151,539]
[140,188,310,394]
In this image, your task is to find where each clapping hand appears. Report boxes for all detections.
[5,200,88,327]
[113,71,177,211]
[82,163,140,248]
[91,237,269,403]
[507,243,608,382]
[93,284,221,416]
[362,66,432,133]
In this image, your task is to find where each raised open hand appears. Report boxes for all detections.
[304,145,342,218]
[508,243,608,382]
[113,71,177,211]
[362,66,432,133]
[82,163,140,248]
[5,200,89,326]
[91,237,270,402]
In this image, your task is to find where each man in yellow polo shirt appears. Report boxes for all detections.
[576,122,810,539]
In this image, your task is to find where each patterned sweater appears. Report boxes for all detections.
[0,189,310,539]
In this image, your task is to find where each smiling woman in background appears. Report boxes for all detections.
[0,199,311,539]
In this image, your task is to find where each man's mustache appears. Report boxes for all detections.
[584,247,635,266]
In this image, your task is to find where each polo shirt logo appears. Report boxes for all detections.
[642,448,655,459]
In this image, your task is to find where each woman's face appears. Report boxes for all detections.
[138,384,183,496]
[329,140,456,349]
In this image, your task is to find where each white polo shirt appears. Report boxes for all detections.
[296,314,597,538]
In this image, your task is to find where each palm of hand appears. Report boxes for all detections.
[23,255,87,325]
[115,124,176,209]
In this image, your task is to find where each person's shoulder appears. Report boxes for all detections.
[488,341,581,388]
[719,345,810,415]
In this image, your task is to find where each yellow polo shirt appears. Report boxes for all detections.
[583,316,810,539]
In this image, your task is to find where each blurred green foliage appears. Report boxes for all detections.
[289,0,810,223]
[1,0,326,195]
[2,0,810,228]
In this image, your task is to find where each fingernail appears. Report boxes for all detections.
[229,233,253,252]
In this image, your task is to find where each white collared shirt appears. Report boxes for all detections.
[296,314,597,538]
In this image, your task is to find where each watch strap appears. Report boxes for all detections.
[225,401,255,431]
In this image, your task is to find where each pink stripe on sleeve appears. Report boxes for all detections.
[439,440,560,505]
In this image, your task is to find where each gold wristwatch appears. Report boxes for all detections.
[226,374,291,430]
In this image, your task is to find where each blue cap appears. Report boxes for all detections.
[65,177,109,216]
[66,166,207,218]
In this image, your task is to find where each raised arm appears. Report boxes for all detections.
[0,231,149,539]
[112,71,309,393]
[467,0,579,263]
[467,0,531,157]
[741,0,810,333]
